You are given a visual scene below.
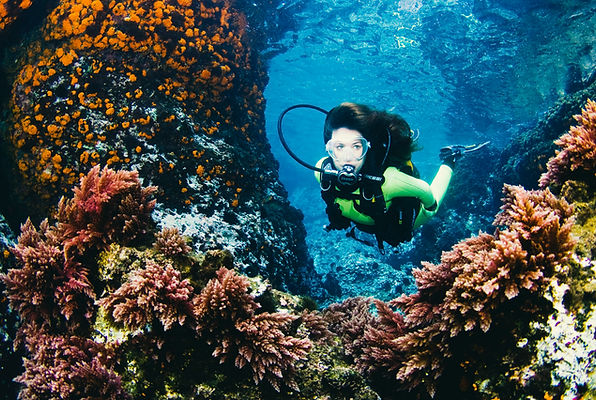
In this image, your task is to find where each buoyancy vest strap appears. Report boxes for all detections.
[353,178,385,217]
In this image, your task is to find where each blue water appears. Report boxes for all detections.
[261,0,595,300]
[265,0,595,185]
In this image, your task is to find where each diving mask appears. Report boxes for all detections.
[325,137,370,162]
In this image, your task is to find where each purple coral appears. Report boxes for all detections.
[57,165,157,259]
[233,312,311,391]
[539,98,596,188]
[357,299,406,376]
[3,218,94,335]
[15,330,129,400]
[194,267,311,391]
[323,297,379,360]
[99,259,194,331]
[2,165,159,335]
[299,310,334,344]
[354,184,576,396]
[1,165,162,396]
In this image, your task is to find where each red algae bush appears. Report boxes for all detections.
[323,98,596,399]
[539,98,596,190]
[1,166,323,399]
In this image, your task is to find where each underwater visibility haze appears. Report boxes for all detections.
[0,0,594,399]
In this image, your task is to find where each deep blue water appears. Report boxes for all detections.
[262,0,595,298]
[265,0,595,185]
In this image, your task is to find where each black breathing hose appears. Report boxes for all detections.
[276,104,384,183]
[277,104,329,173]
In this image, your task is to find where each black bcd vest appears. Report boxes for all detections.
[320,157,421,251]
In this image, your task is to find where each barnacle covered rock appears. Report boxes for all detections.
[1,0,318,299]
[0,0,37,31]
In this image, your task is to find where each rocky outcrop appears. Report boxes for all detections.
[0,0,320,295]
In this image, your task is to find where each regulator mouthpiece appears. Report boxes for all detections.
[337,164,358,186]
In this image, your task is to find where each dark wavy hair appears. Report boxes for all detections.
[323,102,420,171]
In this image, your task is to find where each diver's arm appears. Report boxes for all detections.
[382,167,437,209]
[429,164,453,208]
[413,164,453,228]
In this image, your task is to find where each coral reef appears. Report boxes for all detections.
[1,2,592,399]
[1,165,369,399]
[317,98,596,399]
[1,0,319,307]
[57,165,157,255]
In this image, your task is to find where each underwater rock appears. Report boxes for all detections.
[0,213,15,259]
[0,0,319,296]
[0,0,36,32]
[500,79,596,189]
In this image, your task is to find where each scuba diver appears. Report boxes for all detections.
[278,102,488,252]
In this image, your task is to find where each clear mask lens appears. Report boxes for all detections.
[326,138,370,162]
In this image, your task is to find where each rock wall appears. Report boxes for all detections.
[0,0,320,295]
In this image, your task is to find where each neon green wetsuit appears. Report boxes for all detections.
[315,158,453,229]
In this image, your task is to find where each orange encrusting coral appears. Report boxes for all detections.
[9,0,267,210]
[0,0,36,31]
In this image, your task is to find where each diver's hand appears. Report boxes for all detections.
[439,141,490,168]
[439,147,462,168]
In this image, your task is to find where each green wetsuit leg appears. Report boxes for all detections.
[413,165,453,228]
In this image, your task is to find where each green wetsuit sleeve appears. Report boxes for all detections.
[381,167,436,208]
[413,164,453,228]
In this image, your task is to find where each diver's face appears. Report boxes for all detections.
[326,128,368,173]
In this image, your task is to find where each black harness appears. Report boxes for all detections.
[320,157,420,252]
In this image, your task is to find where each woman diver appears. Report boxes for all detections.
[278,102,488,252]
